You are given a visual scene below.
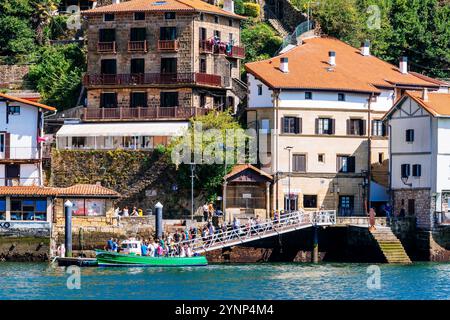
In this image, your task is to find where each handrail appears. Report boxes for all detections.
[177,210,336,253]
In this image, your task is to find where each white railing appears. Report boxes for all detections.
[179,210,336,253]
[0,147,40,160]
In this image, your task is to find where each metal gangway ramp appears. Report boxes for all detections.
[183,210,337,254]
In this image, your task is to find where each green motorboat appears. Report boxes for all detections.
[95,250,208,267]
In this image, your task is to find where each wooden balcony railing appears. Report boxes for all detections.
[199,40,245,58]
[83,107,210,121]
[128,40,147,52]
[83,72,222,87]
[158,40,179,51]
[97,41,116,53]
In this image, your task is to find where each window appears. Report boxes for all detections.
[372,120,386,136]
[214,16,219,24]
[7,105,20,115]
[164,12,176,19]
[160,92,178,108]
[339,196,354,216]
[316,118,334,135]
[347,119,365,136]
[228,19,233,27]
[337,155,355,173]
[104,13,115,21]
[99,29,115,42]
[130,28,146,41]
[10,198,47,221]
[199,27,207,41]
[160,27,177,40]
[303,195,317,208]
[200,94,206,108]
[406,129,414,142]
[200,58,207,73]
[282,117,301,134]
[200,13,204,21]
[72,137,86,149]
[338,93,346,101]
[214,30,221,40]
[134,12,145,20]
[412,164,422,177]
[284,194,298,212]
[130,58,145,74]
[318,154,325,163]
[70,199,106,217]
[378,152,384,164]
[293,154,306,172]
[0,198,5,220]
[160,58,177,73]
[101,59,117,74]
[130,92,147,108]
[401,164,410,178]
[100,92,118,108]
[305,92,312,100]
[257,84,263,96]
[0,134,4,153]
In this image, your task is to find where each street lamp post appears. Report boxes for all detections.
[284,146,293,212]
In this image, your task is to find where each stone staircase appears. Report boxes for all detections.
[264,8,290,38]
[370,227,412,264]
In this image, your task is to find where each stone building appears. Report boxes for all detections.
[244,37,438,217]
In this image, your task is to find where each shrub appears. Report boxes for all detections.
[243,2,260,18]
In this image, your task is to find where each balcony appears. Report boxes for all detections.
[128,40,148,52]
[0,177,41,186]
[199,40,245,58]
[158,40,179,52]
[83,72,222,87]
[97,41,116,53]
[83,107,210,121]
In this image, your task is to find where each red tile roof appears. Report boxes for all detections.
[0,184,120,197]
[224,164,273,181]
[245,37,438,94]
[0,93,56,111]
[83,0,245,19]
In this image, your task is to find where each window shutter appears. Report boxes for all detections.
[280,117,285,133]
[382,123,387,136]
[411,130,415,141]
[348,156,356,172]
[300,155,306,172]
[297,117,302,134]
[362,120,366,136]
[315,118,319,134]
[337,156,342,172]
[331,119,336,134]
[346,119,351,135]
[5,133,10,159]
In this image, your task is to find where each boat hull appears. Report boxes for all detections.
[95,250,208,267]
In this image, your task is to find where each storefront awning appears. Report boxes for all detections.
[56,122,189,137]
[370,181,389,202]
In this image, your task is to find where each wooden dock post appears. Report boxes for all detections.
[312,225,319,263]
[64,200,73,258]
[155,202,163,239]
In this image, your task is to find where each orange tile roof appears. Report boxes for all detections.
[83,0,245,19]
[409,72,450,87]
[245,37,438,94]
[0,93,56,111]
[0,184,120,197]
[405,91,450,117]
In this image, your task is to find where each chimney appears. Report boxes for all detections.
[422,88,429,102]
[399,56,408,74]
[95,181,102,186]
[280,57,289,73]
[361,40,370,56]
[329,51,336,66]
[112,0,120,4]
[223,0,235,13]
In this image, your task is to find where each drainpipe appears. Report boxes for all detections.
[273,89,280,211]
[367,93,373,214]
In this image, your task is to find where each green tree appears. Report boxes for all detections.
[28,44,86,110]
[31,0,58,45]
[241,21,283,65]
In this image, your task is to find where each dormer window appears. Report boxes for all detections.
[164,12,176,20]
[104,13,115,21]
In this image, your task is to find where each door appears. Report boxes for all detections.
[160,58,177,74]
[339,196,354,216]
[284,194,298,212]
[0,133,5,159]
[6,164,20,186]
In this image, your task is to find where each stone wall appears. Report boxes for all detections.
[262,0,307,32]
[393,188,433,230]
[0,65,30,90]
[0,223,50,261]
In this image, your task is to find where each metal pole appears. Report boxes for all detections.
[64,200,73,258]
[191,163,195,221]
[288,148,291,212]
[155,202,163,239]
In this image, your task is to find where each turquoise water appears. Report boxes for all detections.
[0,262,448,300]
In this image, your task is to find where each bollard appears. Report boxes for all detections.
[64,200,73,258]
[312,225,319,264]
[155,202,163,239]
